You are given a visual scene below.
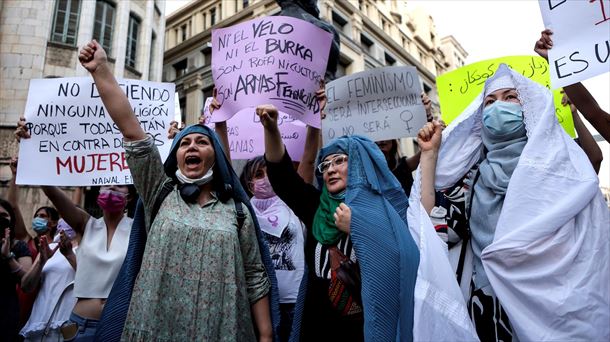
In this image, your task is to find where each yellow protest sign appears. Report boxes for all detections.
[436,56,575,137]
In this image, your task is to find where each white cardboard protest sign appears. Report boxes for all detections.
[539,0,610,88]
[322,66,427,144]
[17,77,175,186]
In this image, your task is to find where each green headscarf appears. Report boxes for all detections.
[312,186,345,245]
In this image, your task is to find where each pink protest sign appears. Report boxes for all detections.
[206,106,307,161]
[211,16,332,128]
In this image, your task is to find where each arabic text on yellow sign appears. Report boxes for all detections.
[436,56,575,137]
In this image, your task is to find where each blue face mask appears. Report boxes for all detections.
[482,101,524,136]
[32,217,49,234]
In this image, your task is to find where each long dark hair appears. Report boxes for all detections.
[34,206,59,221]
[239,156,266,198]
[0,198,17,241]
[386,140,401,171]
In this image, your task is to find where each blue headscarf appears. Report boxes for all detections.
[97,124,281,341]
[319,135,420,341]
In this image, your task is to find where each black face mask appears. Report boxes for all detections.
[0,216,11,230]
[178,183,201,204]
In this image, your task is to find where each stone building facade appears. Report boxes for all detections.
[0,0,166,222]
[163,0,467,156]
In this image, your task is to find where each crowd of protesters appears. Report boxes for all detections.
[0,26,608,342]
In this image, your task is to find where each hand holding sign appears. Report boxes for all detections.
[421,92,434,122]
[316,80,328,116]
[538,0,610,88]
[534,29,554,60]
[14,117,30,142]
[17,77,174,186]
[167,121,181,139]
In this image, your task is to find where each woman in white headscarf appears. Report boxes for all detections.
[415,63,609,341]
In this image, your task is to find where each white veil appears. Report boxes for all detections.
[420,64,609,341]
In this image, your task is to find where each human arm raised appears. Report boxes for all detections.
[259,104,320,226]
[41,186,89,238]
[209,89,232,161]
[563,83,610,142]
[403,93,435,172]
[534,29,610,142]
[7,157,28,241]
[566,94,603,173]
[418,121,443,214]
[297,126,321,184]
[79,40,146,142]
[297,83,326,184]
[14,119,90,236]
[257,104,285,163]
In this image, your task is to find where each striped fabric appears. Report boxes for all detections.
[344,135,420,341]
[294,135,419,341]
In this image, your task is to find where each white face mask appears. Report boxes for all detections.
[175,165,214,185]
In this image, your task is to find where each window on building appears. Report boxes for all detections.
[360,34,374,54]
[50,0,81,45]
[384,53,396,66]
[336,58,351,78]
[125,14,140,69]
[201,44,212,66]
[381,18,387,30]
[179,96,186,123]
[93,0,115,55]
[243,0,249,8]
[173,59,187,78]
[332,11,348,31]
[149,31,156,78]
[181,24,187,41]
[210,8,216,26]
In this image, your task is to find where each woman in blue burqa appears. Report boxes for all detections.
[258,104,476,341]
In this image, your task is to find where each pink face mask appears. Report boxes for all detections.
[97,189,128,213]
[252,176,276,199]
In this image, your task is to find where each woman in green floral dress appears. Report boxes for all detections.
[78,40,275,342]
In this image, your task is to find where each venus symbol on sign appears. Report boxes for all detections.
[399,110,415,133]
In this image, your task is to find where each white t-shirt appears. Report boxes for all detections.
[20,243,77,338]
[251,196,305,303]
[74,216,132,299]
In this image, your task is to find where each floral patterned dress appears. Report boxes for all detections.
[121,137,270,342]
